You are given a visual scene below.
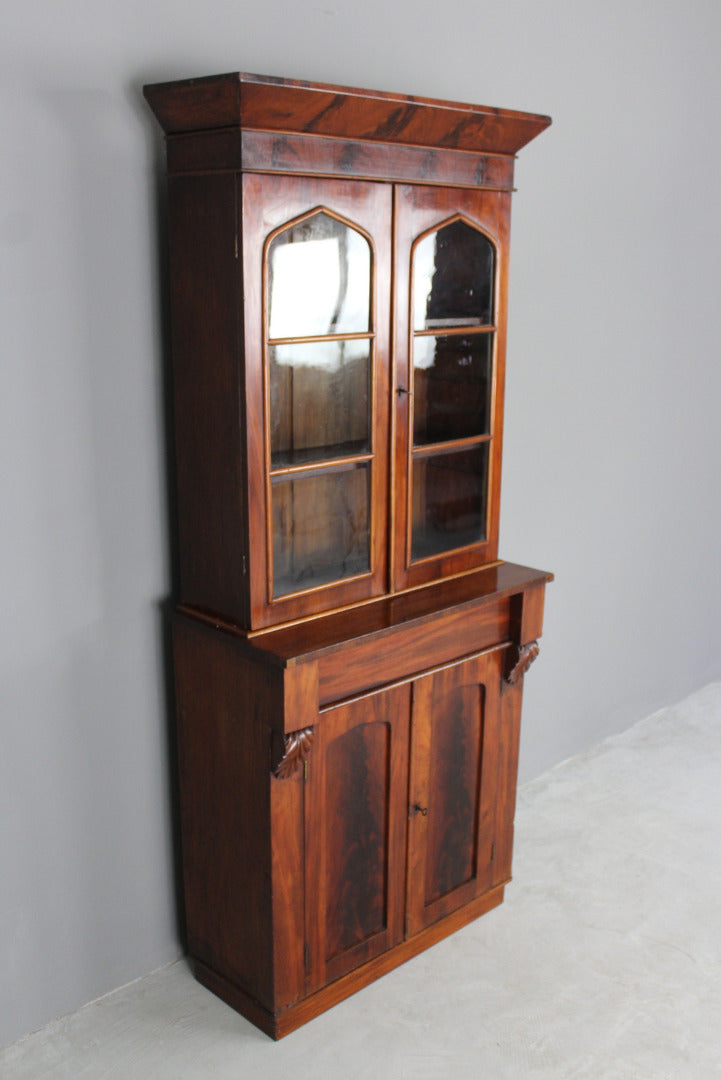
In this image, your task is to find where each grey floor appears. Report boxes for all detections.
[3,682,720,1079]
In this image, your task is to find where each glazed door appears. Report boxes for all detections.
[242,173,392,628]
[304,683,411,991]
[406,650,504,936]
[392,185,511,592]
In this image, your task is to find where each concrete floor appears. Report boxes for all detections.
[3,682,720,1079]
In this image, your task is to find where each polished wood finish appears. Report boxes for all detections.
[407,651,503,935]
[392,184,510,590]
[166,172,248,624]
[306,683,411,989]
[172,621,275,1006]
[272,727,314,779]
[194,879,506,1038]
[146,72,551,1038]
[147,74,548,630]
[144,71,551,153]
[506,640,540,685]
[164,129,517,190]
[176,562,551,731]
[240,172,392,627]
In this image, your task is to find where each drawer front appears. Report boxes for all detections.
[317,596,510,705]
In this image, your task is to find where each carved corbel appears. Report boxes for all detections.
[505,640,540,687]
[272,727,314,780]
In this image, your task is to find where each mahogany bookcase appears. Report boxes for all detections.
[145,71,552,1038]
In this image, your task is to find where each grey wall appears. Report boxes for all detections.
[2,0,720,1050]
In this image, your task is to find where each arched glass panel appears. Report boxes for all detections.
[266,210,374,599]
[409,219,495,563]
[269,212,371,339]
[413,220,494,331]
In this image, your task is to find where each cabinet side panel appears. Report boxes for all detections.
[172,618,273,1006]
[168,173,248,624]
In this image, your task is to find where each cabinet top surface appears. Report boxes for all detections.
[178,561,553,666]
[143,71,551,155]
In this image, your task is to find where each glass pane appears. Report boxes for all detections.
[269,212,371,339]
[413,221,494,331]
[272,464,370,597]
[413,334,493,446]
[270,340,371,468]
[411,445,488,561]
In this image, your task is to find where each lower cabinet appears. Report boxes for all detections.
[172,565,547,1038]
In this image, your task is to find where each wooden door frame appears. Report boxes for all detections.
[304,682,411,992]
[391,185,511,594]
[406,648,504,937]
[241,172,393,628]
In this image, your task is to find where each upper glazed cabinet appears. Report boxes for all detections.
[145,73,551,629]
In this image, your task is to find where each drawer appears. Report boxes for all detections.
[317,596,510,705]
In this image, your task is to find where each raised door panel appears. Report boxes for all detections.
[241,173,393,629]
[392,185,511,593]
[406,650,503,937]
[305,683,411,991]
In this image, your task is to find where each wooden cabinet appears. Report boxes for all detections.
[145,71,552,1038]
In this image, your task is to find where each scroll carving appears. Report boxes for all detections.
[506,640,540,686]
[273,727,314,780]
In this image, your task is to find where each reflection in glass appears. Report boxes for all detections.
[413,221,494,331]
[270,341,370,468]
[269,213,371,339]
[411,444,488,561]
[413,334,492,446]
[272,464,370,597]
